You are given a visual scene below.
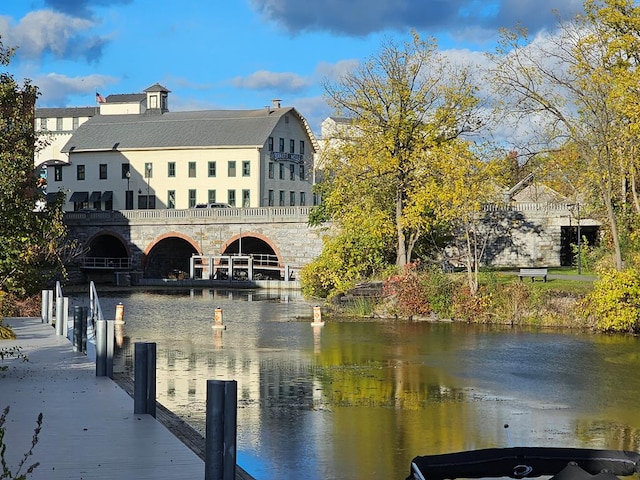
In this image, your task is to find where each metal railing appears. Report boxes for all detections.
[78,257,131,269]
[88,280,104,340]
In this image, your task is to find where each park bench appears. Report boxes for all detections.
[518,268,548,282]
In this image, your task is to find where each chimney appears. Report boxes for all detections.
[272,99,281,109]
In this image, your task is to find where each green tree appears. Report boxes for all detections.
[320,32,483,268]
[0,37,67,301]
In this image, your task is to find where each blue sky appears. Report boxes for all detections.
[1,0,584,134]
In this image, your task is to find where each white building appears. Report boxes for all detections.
[36,84,318,211]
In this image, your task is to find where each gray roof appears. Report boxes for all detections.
[61,107,315,152]
[36,107,99,118]
[105,93,146,103]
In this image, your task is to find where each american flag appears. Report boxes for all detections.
[96,92,106,103]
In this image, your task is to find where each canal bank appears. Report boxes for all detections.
[0,316,253,480]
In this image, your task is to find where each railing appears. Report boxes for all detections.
[482,202,577,212]
[63,206,312,224]
[88,281,103,341]
[78,257,131,269]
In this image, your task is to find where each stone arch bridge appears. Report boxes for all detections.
[64,207,325,283]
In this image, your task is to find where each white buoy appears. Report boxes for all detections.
[213,306,226,330]
[311,305,325,327]
[115,302,125,324]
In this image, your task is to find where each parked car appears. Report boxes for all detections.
[194,203,232,209]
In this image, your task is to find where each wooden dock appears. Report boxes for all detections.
[0,316,254,480]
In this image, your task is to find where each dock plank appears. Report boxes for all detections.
[0,317,253,480]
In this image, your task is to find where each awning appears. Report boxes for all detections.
[46,192,62,203]
[101,191,113,202]
[69,191,88,202]
[89,191,102,202]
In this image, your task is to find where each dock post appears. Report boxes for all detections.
[63,297,69,338]
[55,294,64,336]
[47,290,54,325]
[205,380,237,480]
[95,319,114,378]
[96,319,106,376]
[106,319,114,378]
[134,342,157,417]
[73,306,87,353]
[213,306,226,330]
[41,290,49,323]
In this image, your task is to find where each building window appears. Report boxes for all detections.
[77,165,85,181]
[242,161,250,177]
[268,190,274,206]
[208,161,216,177]
[144,163,153,178]
[99,164,107,180]
[56,117,63,131]
[228,190,236,207]
[188,189,197,208]
[279,190,285,206]
[168,162,176,177]
[188,162,196,178]
[122,163,130,179]
[290,191,295,206]
[72,117,79,130]
[279,163,284,180]
[228,161,236,177]
[289,164,295,181]
[290,139,295,153]
[300,140,305,155]
[54,166,62,182]
[40,118,48,130]
[268,137,274,152]
[168,190,176,209]
[279,138,284,152]
[268,162,274,179]
[300,191,306,206]
[208,190,216,204]
[299,165,305,180]
[242,189,250,208]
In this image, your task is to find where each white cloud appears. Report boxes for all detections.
[232,70,310,92]
[35,72,117,105]
[0,10,104,61]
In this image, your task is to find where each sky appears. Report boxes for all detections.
[0,0,586,135]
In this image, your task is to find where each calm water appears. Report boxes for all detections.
[71,288,640,480]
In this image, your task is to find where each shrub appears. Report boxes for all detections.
[580,268,640,333]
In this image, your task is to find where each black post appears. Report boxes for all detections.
[73,306,82,352]
[134,342,156,417]
[73,306,88,354]
[205,380,237,480]
[146,342,156,417]
[81,307,88,354]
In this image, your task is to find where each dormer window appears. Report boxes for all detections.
[149,95,158,109]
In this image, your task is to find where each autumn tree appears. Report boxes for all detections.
[320,32,484,269]
[487,0,640,270]
[407,141,501,295]
[0,37,67,307]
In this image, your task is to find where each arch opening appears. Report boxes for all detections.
[145,237,198,279]
[222,235,281,280]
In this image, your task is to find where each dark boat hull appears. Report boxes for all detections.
[408,447,640,480]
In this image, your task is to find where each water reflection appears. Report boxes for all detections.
[73,289,640,480]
